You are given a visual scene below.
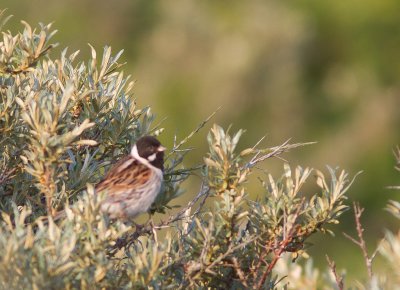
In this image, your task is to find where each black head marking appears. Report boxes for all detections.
[135,136,165,170]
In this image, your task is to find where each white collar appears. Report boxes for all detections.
[131,144,161,173]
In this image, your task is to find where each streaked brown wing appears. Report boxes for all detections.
[95,156,152,192]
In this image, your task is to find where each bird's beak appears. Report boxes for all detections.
[158,146,166,152]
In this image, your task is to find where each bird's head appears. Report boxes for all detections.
[132,136,166,170]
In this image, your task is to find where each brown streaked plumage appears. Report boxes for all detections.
[96,156,151,192]
[97,136,165,219]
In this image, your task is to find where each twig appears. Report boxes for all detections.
[326,255,344,290]
[190,184,210,218]
[343,202,376,283]
[167,183,210,224]
[167,107,220,158]
[254,199,305,290]
[244,140,316,170]
[203,237,257,274]
[229,257,248,288]
[0,167,16,186]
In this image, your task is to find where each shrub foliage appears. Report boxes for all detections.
[1,11,398,290]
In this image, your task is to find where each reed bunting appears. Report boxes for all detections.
[96,136,166,219]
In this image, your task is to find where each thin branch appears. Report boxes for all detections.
[244,141,316,170]
[229,257,248,288]
[167,183,210,224]
[255,199,305,290]
[167,108,220,158]
[343,202,375,283]
[0,167,16,186]
[191,184,210,217]
[204,237,257,273]
[326,255,344,290]
[251,135,266,152]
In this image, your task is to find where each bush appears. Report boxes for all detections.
[0,11,398,289]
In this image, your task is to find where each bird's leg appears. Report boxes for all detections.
[145,212,153,228]
[147,213,158,243]
[123,216,143,233]
[133,221,144,232]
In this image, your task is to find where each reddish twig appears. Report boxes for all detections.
[343,202,378,283]
[326,255,344,290]
[254,199,305,290]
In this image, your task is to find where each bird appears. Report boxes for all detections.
[43,136,165,223]
[96,136,166,219]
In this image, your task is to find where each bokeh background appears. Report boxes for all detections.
[2,0,400,280]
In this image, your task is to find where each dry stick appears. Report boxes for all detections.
[244,140,316,170]
[167,107,220,159]
[163,183,210,225]
[343,202,379,283]
[326,255,344,290]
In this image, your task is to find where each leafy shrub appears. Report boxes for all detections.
[3,11,397,289]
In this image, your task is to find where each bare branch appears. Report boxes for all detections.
[343,202,375,283]
[244,141,316,169]
[326,255,344,290]
[167,108,220,158]
[229,257,248,288]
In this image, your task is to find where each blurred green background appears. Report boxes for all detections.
[2,0,400,280]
